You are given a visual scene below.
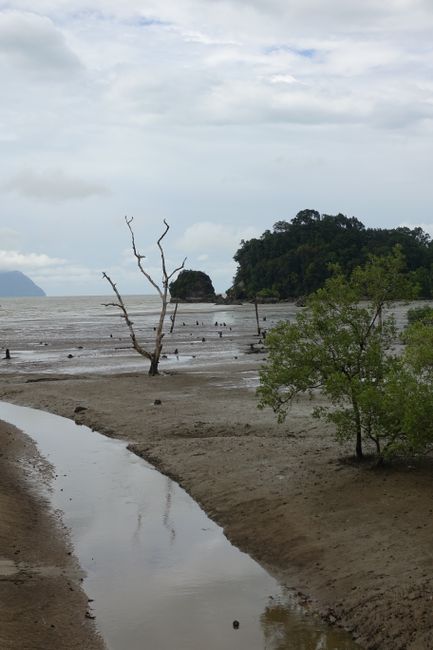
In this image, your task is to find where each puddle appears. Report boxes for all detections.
[0,402,359,650]
[0,558,18,576]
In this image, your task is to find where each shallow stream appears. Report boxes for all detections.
[0,401,359,649]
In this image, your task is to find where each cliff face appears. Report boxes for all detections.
[0,271,46,297]
[169,270,216,302]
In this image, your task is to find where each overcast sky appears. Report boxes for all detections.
[2,1,433,295]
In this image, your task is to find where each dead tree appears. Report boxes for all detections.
[254,298,261,336]
[103,217,186,376]
[169,301,179,334]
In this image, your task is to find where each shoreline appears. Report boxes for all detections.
[0,419,103,650]
[1,364,433,649]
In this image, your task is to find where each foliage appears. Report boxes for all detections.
[406,305,433,324]
[256,287,280,301]
[257,250,433,462]
[401,320,433,372]
[231,209,433,299]
[169,269,215,301]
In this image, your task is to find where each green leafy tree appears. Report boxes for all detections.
[406,305,433,325]
[257,249,428,462]
[169,269,215,301]
[231,209,433,299]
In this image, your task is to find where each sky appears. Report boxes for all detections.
[2,1,433,295]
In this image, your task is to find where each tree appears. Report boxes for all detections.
[169,269,215,302]
[257,249,429,462]
[230,209,433,300]
[103,217,185,376]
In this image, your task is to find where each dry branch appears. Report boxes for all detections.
[103,218,186,375]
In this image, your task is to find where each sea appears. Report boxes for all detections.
[0,295,297,376]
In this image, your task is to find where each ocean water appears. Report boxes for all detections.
[0,295,297,375]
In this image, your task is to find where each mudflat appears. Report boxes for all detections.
[0,419,103,650]
[1,359,432,649]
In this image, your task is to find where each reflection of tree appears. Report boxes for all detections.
[260,596,354,650]
[133,512,143,542]
[163,477,176,544]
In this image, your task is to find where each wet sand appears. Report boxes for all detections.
[1,359,433,649]
[0,419,103,650]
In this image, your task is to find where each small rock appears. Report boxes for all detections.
[74,406,87,414]
[154,399,162,405]
[233,620,240,629]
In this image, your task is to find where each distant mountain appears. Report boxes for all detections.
[0,271,46,297]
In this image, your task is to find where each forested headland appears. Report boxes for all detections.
[230,209,433,299]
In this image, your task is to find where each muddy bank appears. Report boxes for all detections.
[1,365,433,649]
[0,420,104,650]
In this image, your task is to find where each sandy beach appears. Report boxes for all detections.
[1,350,433,649]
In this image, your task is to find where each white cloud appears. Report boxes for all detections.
[0,228,20,249]
[0,10,82,77]
[176,222,261,253]
[269,74,297,84]
[1,2,433,294]
[3,169,111,201]
[0,250,65,270]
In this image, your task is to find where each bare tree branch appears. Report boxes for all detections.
[167,257,187,281]
[102,218,186,375]
[102,272,151,361]
[125,216,163,299]
[157,219,170,285]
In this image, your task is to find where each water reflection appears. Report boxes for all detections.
[0,401,359,650]
[261,594,354,650]
[163,476,176,544]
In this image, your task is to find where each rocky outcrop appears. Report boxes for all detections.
[169,270,216,303]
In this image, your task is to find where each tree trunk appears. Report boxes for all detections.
[169,302,179,334]
[254,299,261,336]
[356,431,363,460]
[373,437,384,465]
[352,396,364,460]
[148,355,159,376]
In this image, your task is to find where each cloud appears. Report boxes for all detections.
[0,250,65,270]
[0,11,82,77]
[0,228,20,248]
[269,74,297,84]
[2,1,433,295]
[176,222,261,253]
[3,169,111,202]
